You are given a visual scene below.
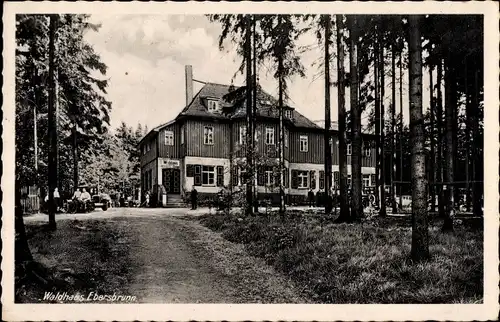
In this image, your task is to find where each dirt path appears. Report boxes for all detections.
[33,210,306,303]
[121,215,306,303]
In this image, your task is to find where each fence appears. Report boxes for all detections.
[21,185,40,214]
[393,180,484,214]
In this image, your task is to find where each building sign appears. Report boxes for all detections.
[163,159,180,168]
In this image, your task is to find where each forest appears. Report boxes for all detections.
[15,15,145,223]
[208,14,484,260]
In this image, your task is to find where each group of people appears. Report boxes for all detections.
[71,187,92,211]
[43,187,92,212]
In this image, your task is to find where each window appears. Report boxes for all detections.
[239,125,246,145]
[284,131,288,147]
[298,171,309,188]
[181,126,185,144]
[363,174,370,187]
[216,166,224,187]
[300,135,308,152]
[143,142,151,155]
[202,166,215,186]
[363,143,371,157]
[265,169,274,186]
[165,130,174,146]
[208,100,219,112]
[347,143,352,156]
[204,126,214,145]
[266,127,275,145]
[284,109,292,119]
[239,168,247,186]
[347,174,352,188]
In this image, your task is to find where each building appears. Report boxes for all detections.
[138,65,377,206]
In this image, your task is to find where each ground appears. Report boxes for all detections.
[18,206,483,304]
[19,208,307,303]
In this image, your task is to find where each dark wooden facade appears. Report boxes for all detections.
[140,118,377,166]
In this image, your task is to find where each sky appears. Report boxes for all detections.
[84,14,430,133]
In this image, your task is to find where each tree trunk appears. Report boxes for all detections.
[472,69,482,216]
[399,47,404,209]
[442,55,455,232]
[15,187,33,263]
[348,16,362,221]
[324,15,333,215]
[252,16,259,214]
[436,60,445,217]
[379,38,387,217]
[47,14,58,230]
[374,34,381,209]
[464,59,471,212]
[408,15,429,262]
[336,14,349,221]
[278,55,286,216]
[245,15,254,216]
[429,64,436,213]
[390,44,397,213]
[73,119,78,192]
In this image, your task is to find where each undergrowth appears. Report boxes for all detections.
[200,211,483,303]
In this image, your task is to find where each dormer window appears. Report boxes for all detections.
[208,100,219,112]
[284,109,292,119]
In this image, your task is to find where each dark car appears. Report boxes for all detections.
[92,193,111,211]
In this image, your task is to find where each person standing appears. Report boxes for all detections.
[308,188,315,208]
[191,186,198,210]
[54,187,61,212]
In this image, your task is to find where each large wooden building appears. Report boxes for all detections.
[139,66,377,206]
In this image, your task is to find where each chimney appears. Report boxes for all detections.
[185,65,193,106]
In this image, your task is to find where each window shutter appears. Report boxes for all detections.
[371,174,376,187]
[232,166,238,186]
[309,171,316,189]
[274,168,280,187]
[186,164,194,177]
[194,165,201,186]
[257,166,265,186]
[291,170,298,189]
[319,171,325,190]
[334,171,340,189]
[217,166,224,187]
[284,168,289,188]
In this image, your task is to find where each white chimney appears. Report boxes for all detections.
[185,65,193,106]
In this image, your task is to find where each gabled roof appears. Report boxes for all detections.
[178,82,234,120]
[140,82,329,147]
[178,82,321,130]
[137,120,175,146]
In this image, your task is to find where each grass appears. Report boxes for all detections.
[16,219,134,303]
[199,211,483,303]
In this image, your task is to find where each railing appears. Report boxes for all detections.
[21,185,40,214]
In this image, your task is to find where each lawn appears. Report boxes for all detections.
[199,211,483,304]
[16,219,135,303]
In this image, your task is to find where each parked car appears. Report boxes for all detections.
[92,193,111,211]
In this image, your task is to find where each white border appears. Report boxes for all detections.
[2,1,499,321]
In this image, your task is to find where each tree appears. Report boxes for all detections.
[323,15,333,215]
[15,14,112,202]
[348,16,363,221]
[408,15,429,261]
[336,14,350,222]
[47,14,58,230]
[259,15,305,216]
[245,15,254,215]
[390,43,398,213]
[378,31,387,217]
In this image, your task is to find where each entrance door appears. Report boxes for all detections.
[162,169,181,194]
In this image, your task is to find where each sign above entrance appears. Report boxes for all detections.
[163,159,180,168]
